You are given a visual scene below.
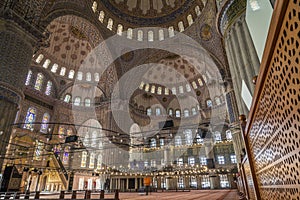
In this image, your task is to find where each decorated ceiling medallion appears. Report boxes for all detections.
[70,26,87,40]
[200,24,212,41]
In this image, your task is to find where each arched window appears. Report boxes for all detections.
[127,28,133,39]
[160,138,164,146]
[86,72,92,81]
[64,94,71,103]
[196,134,203,144]
[99,11,105,23]
[25,70,32,86]
[214,131,222,142]
[60,67,66,76]
[179,86,184,94]
[97,154,102,169]
[155,107,161,116]
[202,74,207,83]
[215,96,221,105]
[175,136,182,146]
[177,158,183,166]
[157,87,162,95]
[168,108,173,116]
[192,81,198,89]
[139,82,145,89]
[146,108,152,116]
[188,157,195,166]
[187,14,194,26]
[24,107,36,130]
[62,147,69,163]
[81,151,87,167]
[89,153,95,168]
[68,70,75,79]
[150,138,156,148]
[107,18,113,30]
[184,129,193,145]
[168,26,175,37]
[85,98,91,107]
[165,88,169,95]
[195,6,201,16]
[198,78,203,86]
[67,128,73,136]
[159,29,164,41]
[77,72,83,80]
[178,21,185,32]
[117,24,123,35]
[206,99,212,107]
[34,73,44,91]
[43,59,51,68]
[92,1,97,12]
[51,64,58,73]
[191,107,197,115]
[74,97,81,106]
[94,73,100,82]
[175,110,181,118]
[35,54,44,63]
[171,87,177,95]
[226,130,232,140]
[145,84,150,92]
[148,31,154,42]
[45,81,52,96]
[150,85,155,93]
[184,109,190,117]
[186,84,191,92]
[137,30,143,41]
[58,126,65,139]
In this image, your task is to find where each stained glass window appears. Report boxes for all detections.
[97,154,102,169]
[206,99,213,107]
[40,113,50,133]
[117,24,123,36]
[94,73,100,82]
[159,29,164,41]
[63,147,70,163]
[67,128,73,136]
[138,30,143,41]
[24,107,36,130]
[107,18,113,30]
[92,1,97,12]
[25,70,32,86]
[34,141,43,160]
[34,73,44,91]
[178,21,185,32]
[35,54,44,63]
[187,14,194,26]
[81,151,87,167]
[60,67,66,76]
[58,126,65,139]
[64,94,71,103]
[68,70,75,79]
[51,64,58,73]
[127,28,133,39]
[43,59,51,68]
[74,97,81,106]
[89,153,95,168]
[148,31,154,42]
[168,26,175,37]
[45,81,52,96]
[86,72,92,81]
[99,11,105,23]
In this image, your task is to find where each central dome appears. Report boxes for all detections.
[93,0,206,28]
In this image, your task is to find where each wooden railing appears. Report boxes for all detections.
[0,190,120,199]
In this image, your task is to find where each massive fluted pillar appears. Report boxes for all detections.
[0,19,37,170]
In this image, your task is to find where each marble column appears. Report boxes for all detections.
[0,19,35,170]
[224,14,260,117]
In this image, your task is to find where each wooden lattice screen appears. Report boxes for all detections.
[244,0,300,199]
